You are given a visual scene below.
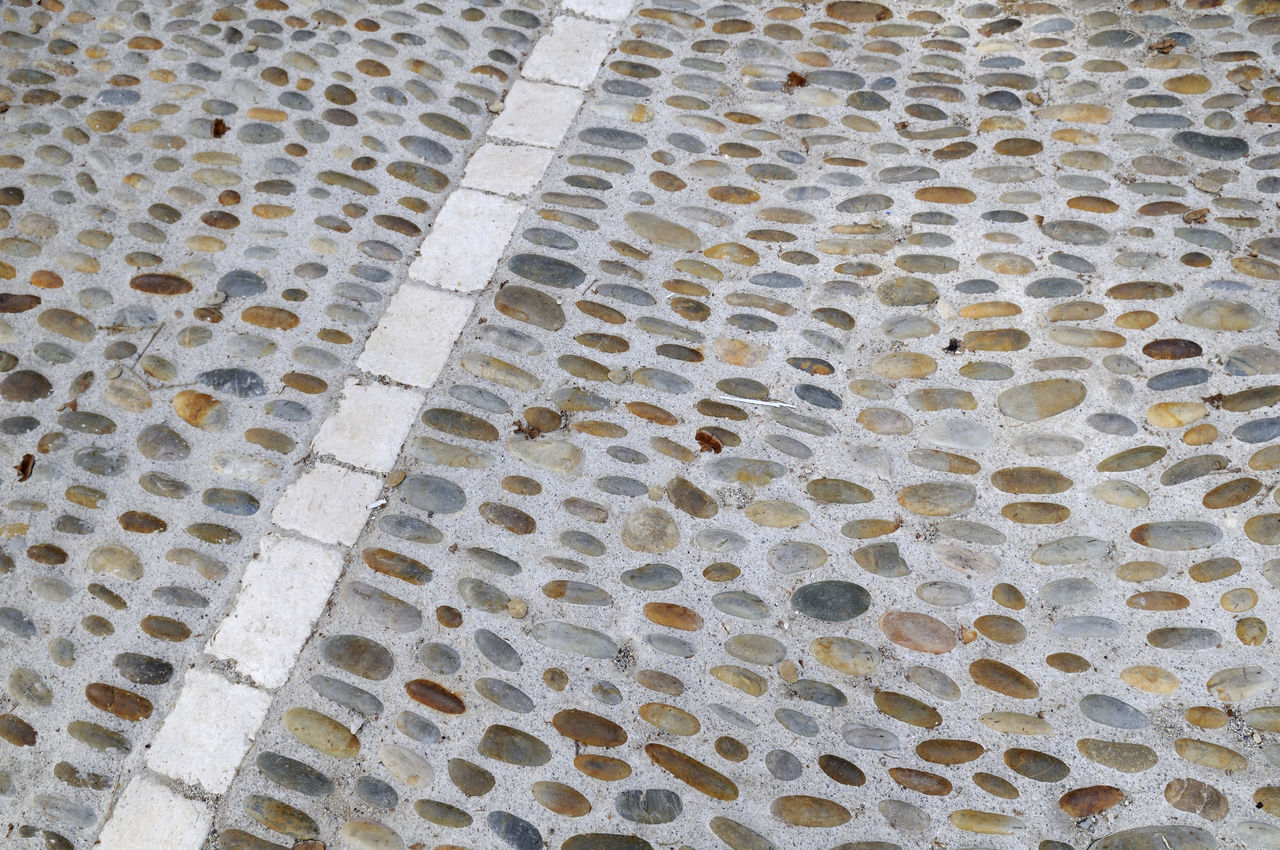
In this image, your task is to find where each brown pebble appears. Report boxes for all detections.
[1059,785,1124,817]
[85,683,153,721]
[405,679,465,714]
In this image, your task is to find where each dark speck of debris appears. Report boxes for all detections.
[944,338,962,354]
[15,453,34,482]
[784,71,808,91]
[212,118,229,138]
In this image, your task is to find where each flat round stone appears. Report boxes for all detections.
[620,507,679,553]
[791,581,870,622]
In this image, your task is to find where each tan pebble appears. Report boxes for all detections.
[1220,587,1257,613]
[711,665,766,697]
[1165,73,1210,93]
[959,301,1020,319]
[1116,310,1157,329]
[1165,777,1229,821]
[1174,738,1247,772]
[172,390,226,432]
[809,636,880,676]
[916,738,983,765]
[879,611,957,654]
[970,659,1038,699]
[1184,424,1218,445]
[1091,480,1149,509]
[1238,618,1267,645]
[1186,706,1229,729]
[1121,665,1178,694]
[888,766,951,796]
[915,186,975,204]
[639,702,700,736]
[1206,666,1271,702]
[771,795,851,827]
[949,809,1025,835]
[981,712,1052,737]
[874,690,941,729]
[1147,401,1207,428]
[507,599,527,619]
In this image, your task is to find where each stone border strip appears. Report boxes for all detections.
[92,2,630,846]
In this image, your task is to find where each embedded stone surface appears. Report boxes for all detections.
[4,0,1280,848]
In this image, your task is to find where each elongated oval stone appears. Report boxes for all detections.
[478,724,551,767]
[1078,739,1159,773]
[532,781,591,817]
[1130,521,1221,551]
[85,683,152,721]
[771,795,850,827]
[1005,747,1069,782]
[625,212,700,251]
[879,611,956,653]
[1081,694,1149,729]
[874,691,941,728]
[532,621,618,659]
[404,679,464,714]
[997,379,1086,421]
[897,481,975,516]
[1088,825,1213,850]
[562,836,651,850]
[283,708,359,759]
[810,637,880,676]
[970,659,1038,699]
[645,743,738,800]
[1206,666,1272,702]
[554,709,627,747]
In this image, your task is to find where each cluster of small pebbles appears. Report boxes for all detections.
[208,0,1280,848]
[0,0,547,846]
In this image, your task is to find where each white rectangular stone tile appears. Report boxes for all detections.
[462,142,554,197]
[96,776,210,850]
[407,188,524,292]
[145,669,271,793]
[312,380,424,472]
[207,533,345,689]
[488,79,584,148]
[522,16,618,89]
[357,284,476,388]
[271,462,381,547]
[559,0,632,21]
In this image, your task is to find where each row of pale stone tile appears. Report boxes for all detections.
[93,2,631,847]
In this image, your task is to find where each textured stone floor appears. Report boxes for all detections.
[0,0,547,845]
[5,0,1280,848]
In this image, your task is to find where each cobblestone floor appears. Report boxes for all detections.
[0,0,547,845]
[5,0,1280,849]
